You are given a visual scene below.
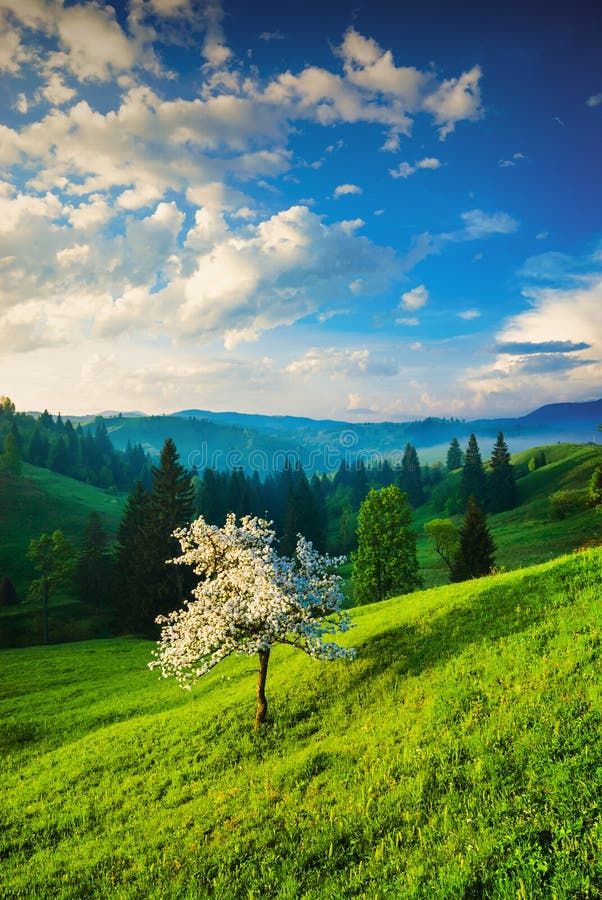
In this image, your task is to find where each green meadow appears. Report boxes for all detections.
[1,547,601,898]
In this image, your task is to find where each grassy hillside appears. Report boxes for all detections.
[414,443,602,588]
[0,464,125,646]
[1,548,601,898]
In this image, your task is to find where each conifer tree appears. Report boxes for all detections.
[351,459,369,507]
[451,496,496,582]
[75,512,114,612]
[144,438,195,624]
[114,481,151,632]
[282,470,322,555]
[446,436,463,471]
[488,432,516,512]
[28,423,49,467]
[460,433,487,510]
[399,443,424,507]
[0,576,18,606]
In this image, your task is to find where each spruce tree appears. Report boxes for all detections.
[114,481,151,632]
[488,432,516,512]
[0,576,18,606]
[75,512,114,612]
[399,443,424,507]
[145,438,195,624]
[28,423,49,467]
[446,437,463,471]
[460,433,487,510]
[451,496,496,582]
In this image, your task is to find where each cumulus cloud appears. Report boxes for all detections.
[286,347,398,378]
[464,275,602,407]
[586,92,602,108]
[333,183,363,198]
[1,197,399,353]
[422,65,483,139]
[250,26,484,140]
[400,284,429,310]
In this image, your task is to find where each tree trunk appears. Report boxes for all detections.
[42,582,49,645]
[255,648,270,729]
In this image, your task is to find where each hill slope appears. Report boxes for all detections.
[0,464,125,646]
[414,442,602,588]
[1,548,601,898]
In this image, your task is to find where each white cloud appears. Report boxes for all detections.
[333,183,363,198]
[251,27,484,140]
[56,243,90,267]
[15,93,28,114]
[286,347,398,378]
[457,309,480,320]
[464,276,602,407]
[422,65,483,139]
[456,209,518,239]
[400,284,429,310]
[389,157,441,178]
[41,73,77,106]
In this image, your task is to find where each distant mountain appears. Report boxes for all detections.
[519,399,602,428]
[81,399,602,474]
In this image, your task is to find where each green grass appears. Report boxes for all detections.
[1,547,601,898]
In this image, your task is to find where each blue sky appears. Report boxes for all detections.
[0,0,601,420]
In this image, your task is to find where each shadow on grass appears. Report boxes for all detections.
[344,552,601,690]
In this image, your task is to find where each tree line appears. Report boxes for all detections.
[0,396,152,491]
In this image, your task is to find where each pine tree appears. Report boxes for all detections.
[460,433,487,510]
[28,423,49,467]
[282,470,322,555]
[75,512,114,612]
[0,576,18,606]
[351,460,369,507]
[144,438,195,625]
[446,437,463,471]
[114,481,151,632]
[399,443,424,507]
[488,432,517,512]
[451,496,496,582]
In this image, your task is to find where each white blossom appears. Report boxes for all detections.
[149,513,355,689]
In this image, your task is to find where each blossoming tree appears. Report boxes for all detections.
[149,513,356,727]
